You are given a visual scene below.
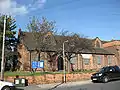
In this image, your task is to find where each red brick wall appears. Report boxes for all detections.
[18,44,51,71]
[18,44,31,71]
[103,41,120,47]
[103,41,120,65]
[18,41,118,72]
[4,73,93,85]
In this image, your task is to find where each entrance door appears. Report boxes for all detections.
[57,57,63,71]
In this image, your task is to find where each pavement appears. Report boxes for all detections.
[37,80,92,89]
[16,80,92,90]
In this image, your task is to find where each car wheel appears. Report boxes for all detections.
[103,76,109,83]
[2,86,11,90]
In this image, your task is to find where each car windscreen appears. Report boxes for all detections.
[99,67,109,73]
[114,66,120,72]
[99,67,105,73]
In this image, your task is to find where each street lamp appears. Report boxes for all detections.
[63,40,68,83]
[1,15,6,80]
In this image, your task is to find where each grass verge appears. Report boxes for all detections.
[4,70,96,76]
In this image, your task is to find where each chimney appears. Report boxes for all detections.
[18,28,22,38]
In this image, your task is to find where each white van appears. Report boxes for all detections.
[0,80,15,90]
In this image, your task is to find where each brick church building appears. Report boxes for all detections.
[17,30,120,71]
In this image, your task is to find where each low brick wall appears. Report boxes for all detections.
[4,73,92,84]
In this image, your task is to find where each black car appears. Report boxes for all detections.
[91,65,120,83]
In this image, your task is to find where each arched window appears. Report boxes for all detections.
[96,41,100,48]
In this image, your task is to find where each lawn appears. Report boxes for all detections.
[71,69,96,74]
[4,70,96,76]
[4,71,64,76]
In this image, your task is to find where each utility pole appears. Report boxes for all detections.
[63,40,68,83]
[1,15,6,80]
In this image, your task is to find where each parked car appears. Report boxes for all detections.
[91,65,120,83]
[0,80,15,90]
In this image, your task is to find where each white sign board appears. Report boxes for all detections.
[81,54,92,59]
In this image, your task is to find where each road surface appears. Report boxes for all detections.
[16,80,120,90]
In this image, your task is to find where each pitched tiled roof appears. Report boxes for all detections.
[104,46,118,55]
[18,32,114,55]
[20,32,37,50]
[92,47,114,55]
[69,47,114,55]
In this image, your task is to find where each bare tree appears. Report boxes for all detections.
[27,17,93,72]
[28,17,56,50]
[27,17,56,71]
[55,32,93,72]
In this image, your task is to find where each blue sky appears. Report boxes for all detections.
[1,0,120,40]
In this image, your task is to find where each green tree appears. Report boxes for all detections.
[0,15,17,71]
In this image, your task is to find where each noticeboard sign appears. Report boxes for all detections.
[32,60,44,69]
[38,60,44,68]
[32,61,38,69]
